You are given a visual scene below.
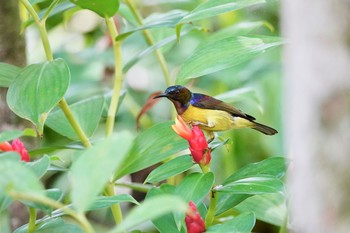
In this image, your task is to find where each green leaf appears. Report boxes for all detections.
[29,0,51,5]
[0,63,21,87]
[218,176,284,195]
[45,95,104,141]
[87,194,139,210]
[215,157,287,215]
[0,152,21,162]
[110,195,188,233]
[70,132,133,212]
[235,193,287,226]
[178,0,265,24]
[0,128,36,143]
[69,0,119,18]
[145,155,193,184]
[218,157,287,195]
[0,160,44,200]
[123,29,192,73]
[116,10,187,41]
[206,212,256,233]
[147,186,181,233]
[25,155,50,178]
[176,35,283,84]
[216,193,250,215]
[114,122,188,179]
[7,59,70,134]
[223,157,287,184]
[175,172,214,204]
[207,21,274,42]
[14,218,83,233]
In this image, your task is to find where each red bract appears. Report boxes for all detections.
[185,201,206,233]
[0,138,30,162]
[172,115,211,166]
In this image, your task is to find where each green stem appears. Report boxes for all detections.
[42,0,61,21]
[205,189,217,227]
[19,0,53,61]
[58,99,92,148]
[28,207,37,233]
[104,17,123,137]
[20,0,91,147]
[8,190,95,233]
[200,163,211,173]
[104,182,124,226]
[124,0,172,86]
[278,213,288,233]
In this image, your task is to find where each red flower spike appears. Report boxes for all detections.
[172,115,211,166]
[185,201,206,233]
[0,139,30,162]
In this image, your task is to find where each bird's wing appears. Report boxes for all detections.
[191,93,256,121]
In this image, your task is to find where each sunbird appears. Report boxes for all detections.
[154,85,277,141]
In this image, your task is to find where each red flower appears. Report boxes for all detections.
[185,201,206,233]
[0,138,30,162]
[172,115,211,166]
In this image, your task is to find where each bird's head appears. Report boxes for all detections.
[154,85,192,105]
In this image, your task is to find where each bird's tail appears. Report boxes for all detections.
[251,122,278,135]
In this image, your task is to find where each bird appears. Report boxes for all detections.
[154,85,278,141]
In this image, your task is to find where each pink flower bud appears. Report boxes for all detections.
[185,201,206,233]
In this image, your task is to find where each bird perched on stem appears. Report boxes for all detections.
[154,85,277,141]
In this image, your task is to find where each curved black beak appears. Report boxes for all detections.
[153,93,168,99]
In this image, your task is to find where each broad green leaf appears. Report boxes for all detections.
[218,176,284,195]
[69,0,119,18]
[235,193,287,226]
[25,155,50,178]
[173,172,214,229]
[216,157,287,215]
[207,21,274,42]
[223,157,287,184]
[0,128,36,143]
[0,63,21,87]
[0,152,21,162]
[0,160,44,200]
[123,29,192,73]
[116,10,187,41]
[7,59,70,134]
[110,195,188,233]
[147,186,182,233]
[145,155,194,184]
[45,95,104,141]
[175,172,214,204]
[87,194,139,210]
[14,218,83,233]
[178,0,265,24]
[206,212,255,233]
[29,0,50,5]
[114,122,188,179]
[70,132,133,212]
[216,193,250,215]
[176,35,283,84]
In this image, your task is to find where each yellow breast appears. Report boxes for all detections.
[180,105,253,132]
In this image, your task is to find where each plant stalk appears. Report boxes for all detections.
[20,0,91,147]
[104,182,124,226]
[27,207,37,233]
[8,191,95,233]
[205,189,217,227]
[58,99,92,148]
[124,0,172,86]
[105,17,123,137]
